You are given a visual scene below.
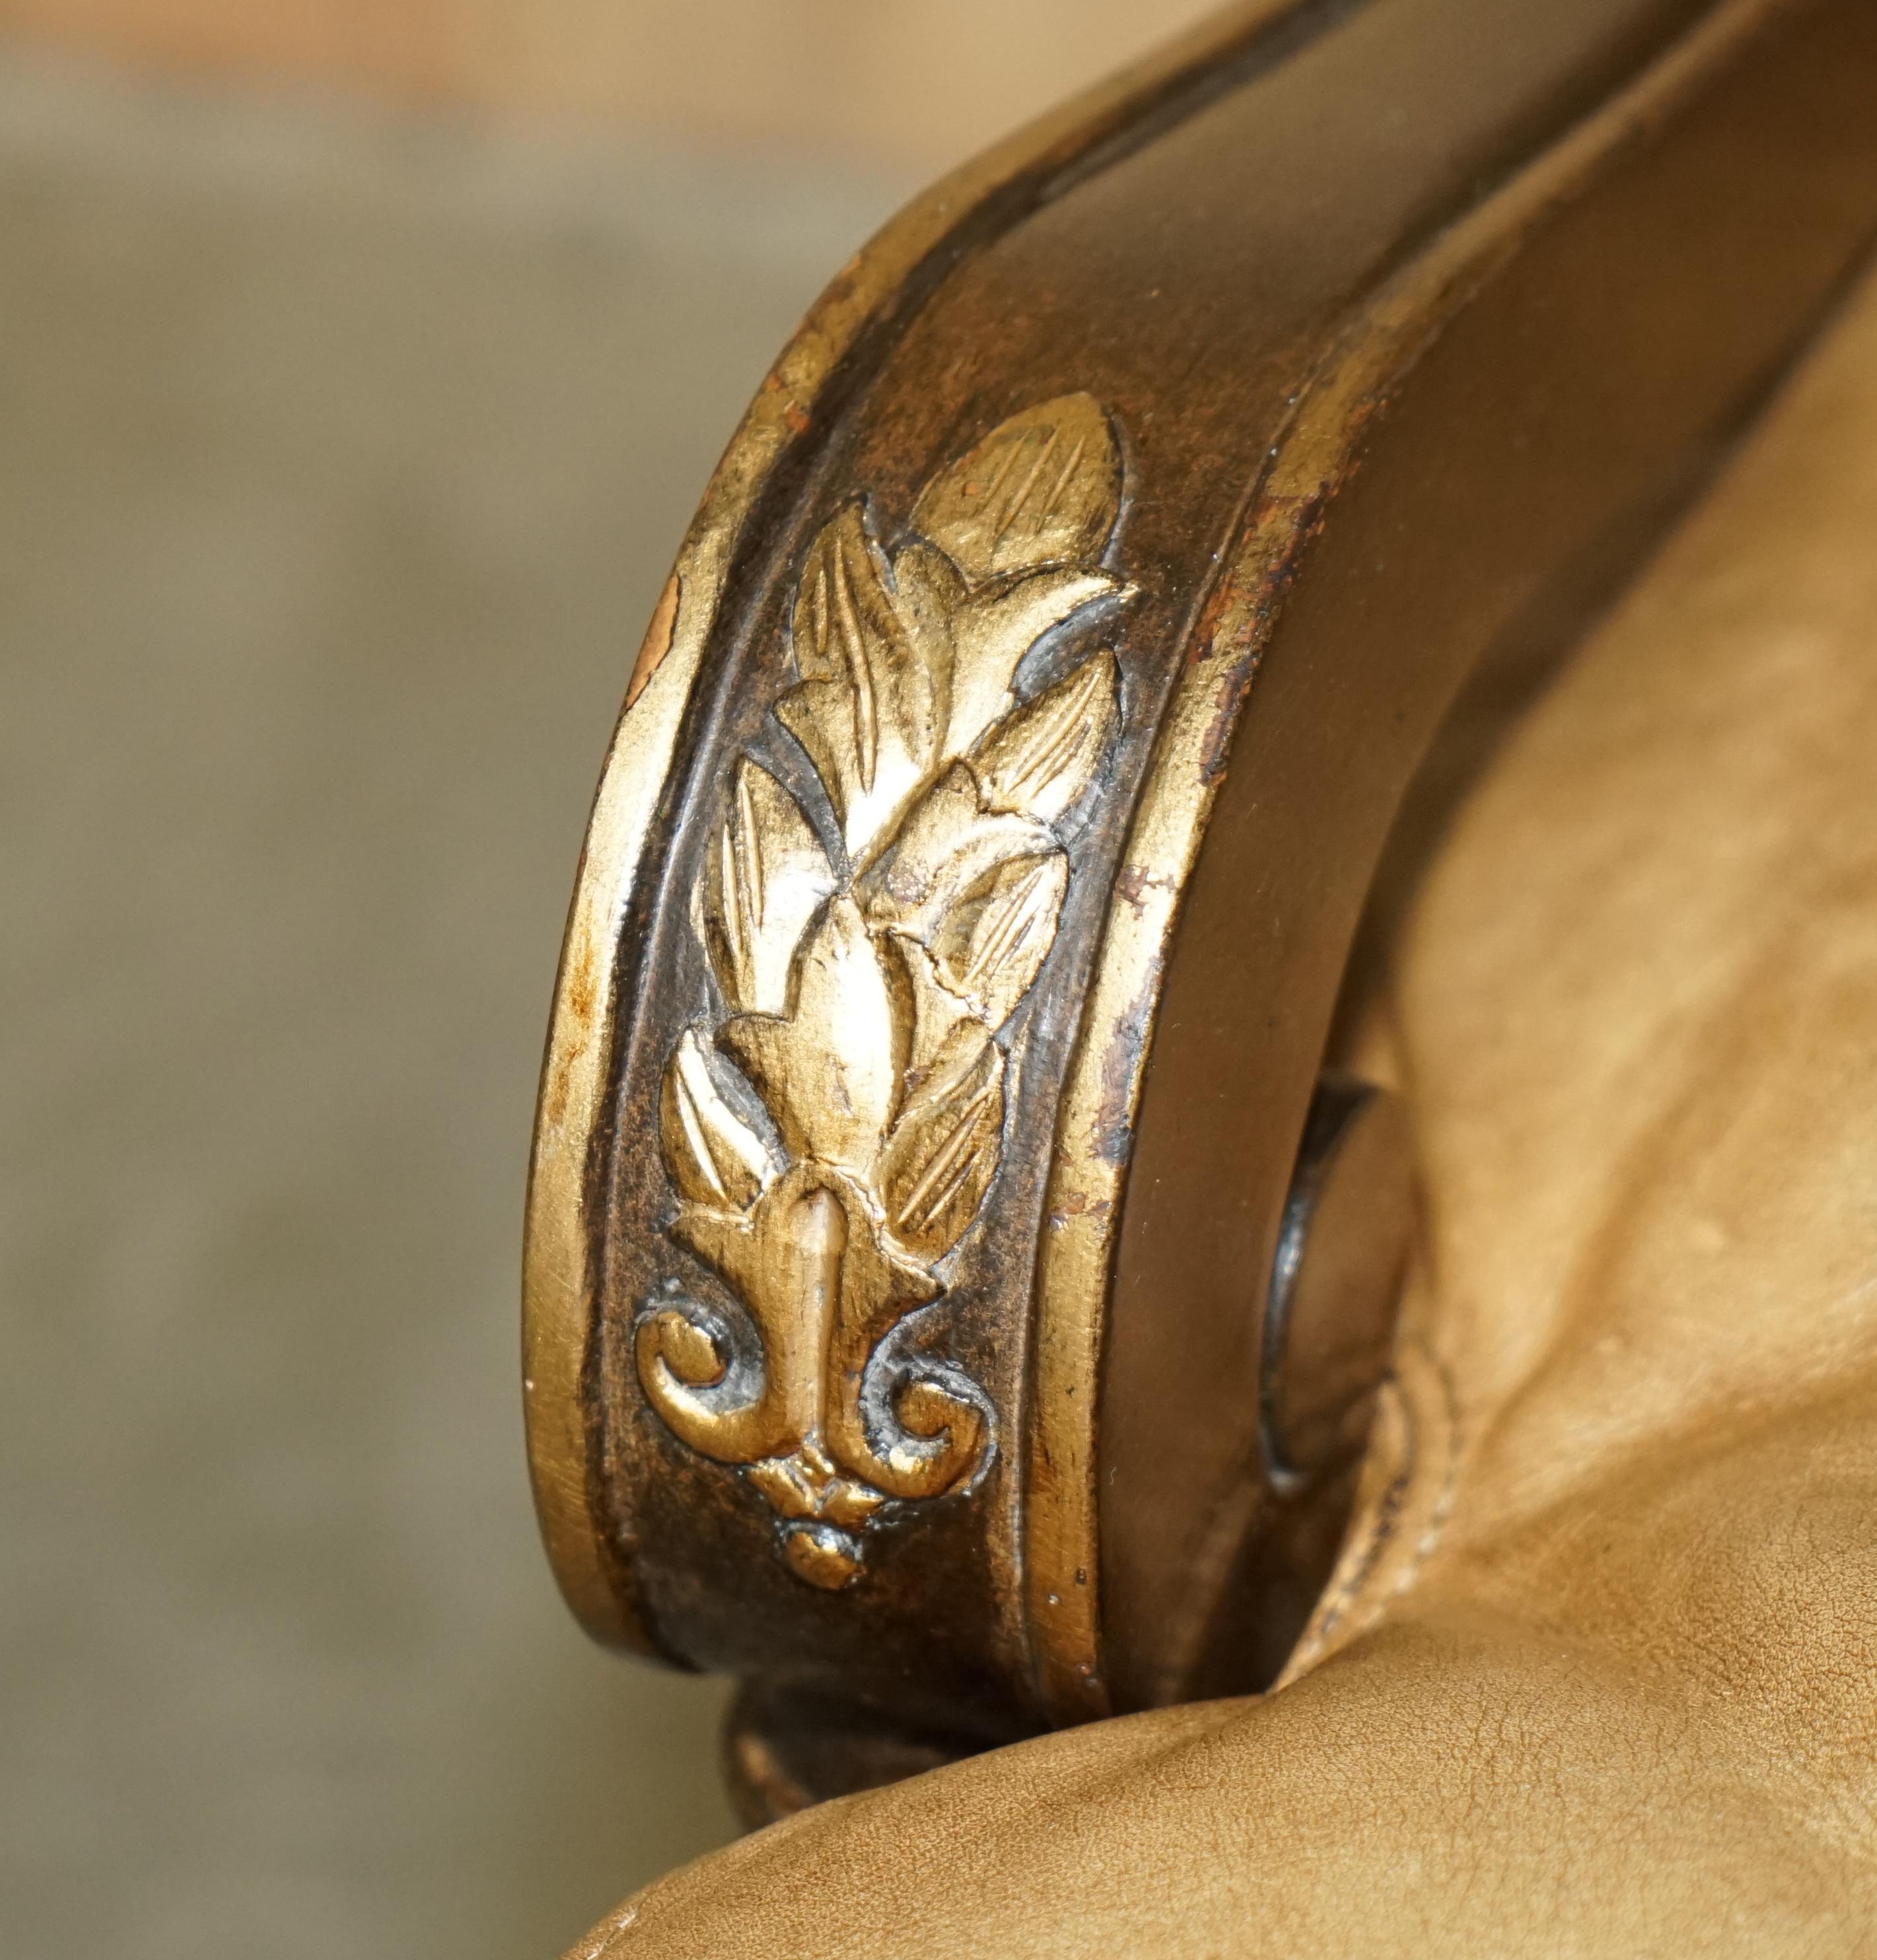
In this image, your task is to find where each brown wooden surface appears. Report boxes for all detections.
[530,0,1877,1773]
[562,239,1877,1958]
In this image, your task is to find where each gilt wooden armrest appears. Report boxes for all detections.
[522,0,1877,1815]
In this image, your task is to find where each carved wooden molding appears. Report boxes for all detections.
[639,398,1131,1588]
[525,0,1877,1800]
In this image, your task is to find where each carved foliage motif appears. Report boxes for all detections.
[637,396,1132,1589]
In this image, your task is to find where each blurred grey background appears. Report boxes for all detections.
[0,47,904,1960]
[0,2,1219,1950]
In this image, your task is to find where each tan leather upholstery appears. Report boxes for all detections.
[565,262,1877,1959]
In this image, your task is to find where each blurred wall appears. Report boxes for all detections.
[0,0,1223,170]
[0,41,915,1960]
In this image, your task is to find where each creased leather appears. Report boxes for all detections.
[567,267,1877,1959]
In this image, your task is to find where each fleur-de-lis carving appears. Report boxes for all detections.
[637,394,1134,1588]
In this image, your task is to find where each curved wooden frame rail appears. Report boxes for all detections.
[524,0,1877,1808]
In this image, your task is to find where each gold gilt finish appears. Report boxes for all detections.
[637,397,1133,1588]
[1020,0,1808,1722]
[522,0,1307,1657]
[530,0,1877,1790]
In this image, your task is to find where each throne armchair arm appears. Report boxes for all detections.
[523,0,1877,1819]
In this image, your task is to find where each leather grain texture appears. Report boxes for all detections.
[567,260,1877,1959]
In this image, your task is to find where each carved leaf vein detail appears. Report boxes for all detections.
[637,394,1132,1589]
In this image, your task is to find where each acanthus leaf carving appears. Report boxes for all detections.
[778,501,944,860]
[857,761,1056,945]
[719,895,904,1171]
[929,849,1070,1032]
[658,1028,777,1212]
[944,567,1127,759]
[877,1023,1006,1263]
[886,936,979,1089]
[972,648,1120,826]
[640,393,1133,1586]
[909,392,1122,584]
[698,757,835,1018]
